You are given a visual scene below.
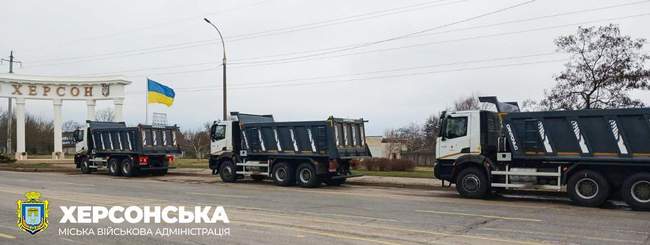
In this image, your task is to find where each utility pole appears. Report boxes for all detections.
[204,18,228,121]
[1,51,22,155]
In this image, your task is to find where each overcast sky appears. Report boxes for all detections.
[1,0,649,135]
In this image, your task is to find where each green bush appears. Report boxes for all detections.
[0,154,16,163]
[352,158,415,171]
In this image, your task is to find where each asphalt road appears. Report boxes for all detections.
[0,171,648,245]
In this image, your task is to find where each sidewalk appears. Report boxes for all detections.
[0,163,447,190]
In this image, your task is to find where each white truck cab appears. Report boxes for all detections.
[209,121,232,156]
[436,110,482,162]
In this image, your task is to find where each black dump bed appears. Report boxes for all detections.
[86,121,181,155]
[232,112,371,159]
[502,108,650,163]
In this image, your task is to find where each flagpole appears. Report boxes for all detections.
[145,78,149,124]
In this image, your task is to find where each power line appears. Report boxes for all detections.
[25,0,463,65]
[229,0,650,63]
[26,0,532,68]
[20,0,273,56]
[124,58,567,94]
[226,12,650,67]
[74,11,650,77]
[223,0,536,65]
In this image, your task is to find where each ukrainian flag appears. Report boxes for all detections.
[147,79,175,106]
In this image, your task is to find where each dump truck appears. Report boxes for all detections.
[434,97,650,210]
[208,112,371,187]
[72,121,181,177]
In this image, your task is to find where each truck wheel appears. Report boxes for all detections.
[251,175,266,181]
[567,170,610,207]
[296,163,321,188]
[272,162,295,186]
[80,158,92,174]
[456,167,489,199]
[108,158,122,176]
[323,177,346,186]
[121,158,136,177]
[621,172,650,211]
[219,160,237,183]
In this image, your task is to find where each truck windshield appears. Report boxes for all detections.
[445,117,468,139]
[74,130,84,142]
[212,125,226,140]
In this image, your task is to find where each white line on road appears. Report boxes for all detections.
[415,210,543,222]
[189,192,250,199]
[478,227,645,244]
[0,232,15,239]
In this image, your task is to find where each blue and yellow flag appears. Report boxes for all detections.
[147,79,175,106]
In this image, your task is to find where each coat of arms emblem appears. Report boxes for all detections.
[16,191,49,235]
[101,83,110,96]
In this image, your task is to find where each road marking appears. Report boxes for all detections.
[479,227,645,244]
[228,207,543,245]
[0,232,15,239]
[189,192,250,199]
[415,210,543,222]
[59,237,84,244]
[229,185,554,209]
[236,220,403,245]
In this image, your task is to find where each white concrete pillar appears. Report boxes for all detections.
[52,99,63,160]
[15,98,26,160]
[114,98,124,122]
[86,99,96,122]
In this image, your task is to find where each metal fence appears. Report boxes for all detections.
[400,152,435,166]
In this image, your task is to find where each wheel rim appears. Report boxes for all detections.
[275,168,286,181]
[631,180,650,203]
[299,168,312,183]
[122,162,129,174]
[109,161,116,173]
[462,174,480,193]
[575,178,599,200]
[223,166,233,179]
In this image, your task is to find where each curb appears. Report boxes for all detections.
[0,167,448,191]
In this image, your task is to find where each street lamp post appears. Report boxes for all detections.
[203,18,228,121]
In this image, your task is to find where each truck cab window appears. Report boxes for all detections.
[74,130,84,142]
[445,117,468,139]
[212,125,226,140]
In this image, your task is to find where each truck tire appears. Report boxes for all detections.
[80,158,92,174]
[621,172,650,211]
[219,160,237,183]
[121,158,136,177]
[108,158,122,176]
[323,177,346,186]
[456,167,489,199]
[567,170,610,207]
[272,162,295,186]
[296,163,321,188]
[251,175,266,181]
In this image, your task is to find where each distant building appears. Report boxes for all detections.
[365,136,407,159]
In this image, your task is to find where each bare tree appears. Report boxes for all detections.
[181,123,212,159]
[62,121,82,132]
[542,24,650,110]
[422,114,439,150]
[95,108,115,122]
[453,95,480,111]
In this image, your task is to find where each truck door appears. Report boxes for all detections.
[438,112,471,160]
[210,122,232,155]
[74,129,87,153]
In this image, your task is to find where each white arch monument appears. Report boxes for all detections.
[0,74,131,160]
